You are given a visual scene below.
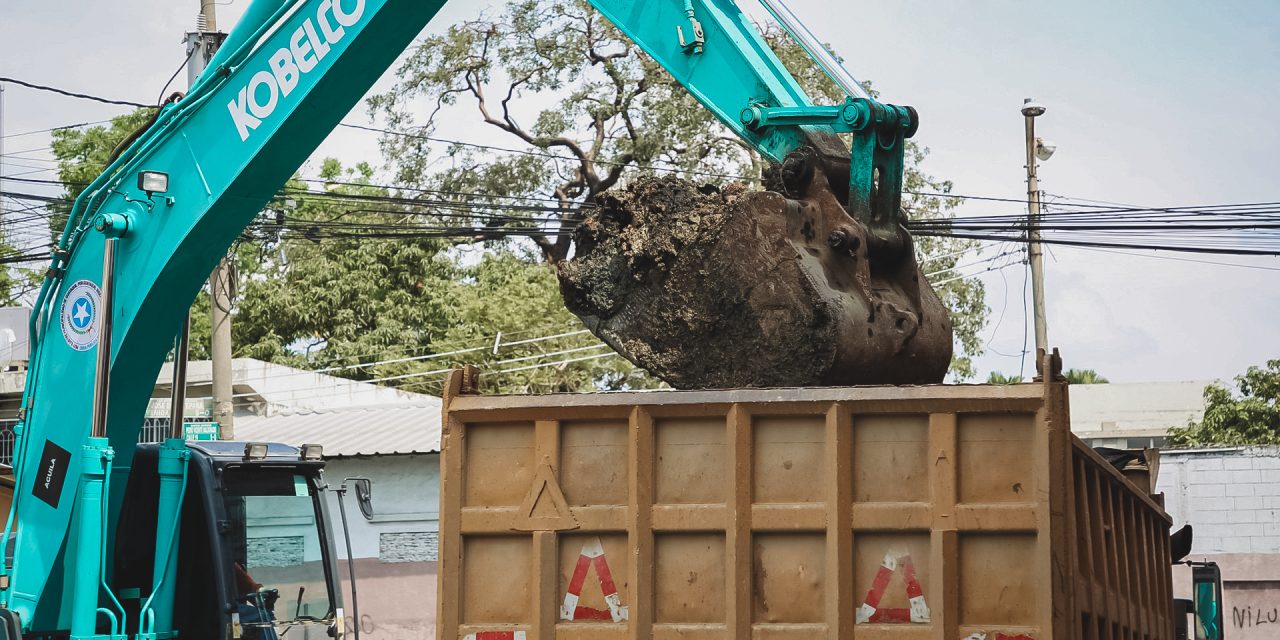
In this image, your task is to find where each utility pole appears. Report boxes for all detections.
[1020,98,1053,358]
[186,1,235,438]
[1,84,6,221]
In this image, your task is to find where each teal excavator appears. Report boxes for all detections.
[0,1,929,639]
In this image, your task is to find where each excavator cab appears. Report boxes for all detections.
[113,442,344,640]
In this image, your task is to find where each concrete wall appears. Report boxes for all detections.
[1158,447,1280,554]
[323,454,440,640]
[1159,447,1280,639]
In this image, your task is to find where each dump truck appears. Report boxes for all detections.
[436,352,1225,639]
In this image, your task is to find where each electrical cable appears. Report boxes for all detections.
[229,342,618,405]
[0,120,111,140]
[157,49,198,105]
[0,77,154,109]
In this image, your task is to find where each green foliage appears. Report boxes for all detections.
[0,244,24,306]
[231,166,456,368]
[987,369,1108,385]
[1168,360,1280,446]
[223,163,659,393]
[49,109,155,233]
[986,372,1024,385]
[1063,368,1109,384]
[373,0,988,378]
[411,249,659,394]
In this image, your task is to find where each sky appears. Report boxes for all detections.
[1,0,1278,384]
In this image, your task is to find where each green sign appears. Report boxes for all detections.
[183,422,220,441]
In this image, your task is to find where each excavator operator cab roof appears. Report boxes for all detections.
[183,441,324,463]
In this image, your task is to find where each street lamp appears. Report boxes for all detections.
[1021,98,1052,358]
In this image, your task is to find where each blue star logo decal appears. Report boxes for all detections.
[71,298,93,331]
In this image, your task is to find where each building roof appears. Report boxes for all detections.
[151,358,437,418]
[233,402,442,457]
[1068,380,1213,438]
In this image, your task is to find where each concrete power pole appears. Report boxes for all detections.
[1,84,6,221]
[1021,98,1052,358]
[186,1,235,438]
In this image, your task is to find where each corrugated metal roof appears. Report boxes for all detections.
[233,402,441,457]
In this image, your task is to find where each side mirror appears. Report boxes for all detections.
[354,478,373,520]
[1191,563,1224,640]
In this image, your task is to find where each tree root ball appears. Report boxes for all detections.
[557,175,953,389]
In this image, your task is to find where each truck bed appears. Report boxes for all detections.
[436,355,1174,640]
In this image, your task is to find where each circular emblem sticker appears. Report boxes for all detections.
[60,280,101,352]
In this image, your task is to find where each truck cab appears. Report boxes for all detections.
[113,442,343,640]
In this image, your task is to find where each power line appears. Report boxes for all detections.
[910,229,1280,257]
[230,341,619,405]
[15,181,1280,255]
[239,329,594,383]
[929,256,1021,287]
[15,168,1280,255]
[1054,244,1280,272]
[0,81,1018,212]
[924,249,1019,279]
[978,243,1019,360]
[340,122,756,183]
[0,120,112,140]
[0,77,154,109]
[495,351,619,374]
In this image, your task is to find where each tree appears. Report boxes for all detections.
[371,0,988,377]
[420,249,655,394]
[1168,360,1280,446]
[230,160,653,394]
[986,372,1024,385]
[1063,369,1109,384]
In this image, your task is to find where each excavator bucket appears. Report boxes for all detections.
[558,168,953,389]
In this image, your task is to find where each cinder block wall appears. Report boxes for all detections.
[1157,447,1280,554]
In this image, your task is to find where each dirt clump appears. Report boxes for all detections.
[557,175,952,389]
[560,175,839,386]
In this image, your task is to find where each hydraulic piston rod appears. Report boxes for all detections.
[90,238,118,439]
[757,0,872,101]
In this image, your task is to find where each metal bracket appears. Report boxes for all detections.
[745,97,918,246]
[676,2,704,54]
[846,102,917,247]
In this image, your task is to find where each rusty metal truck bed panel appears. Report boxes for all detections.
[437,363,1173,639]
